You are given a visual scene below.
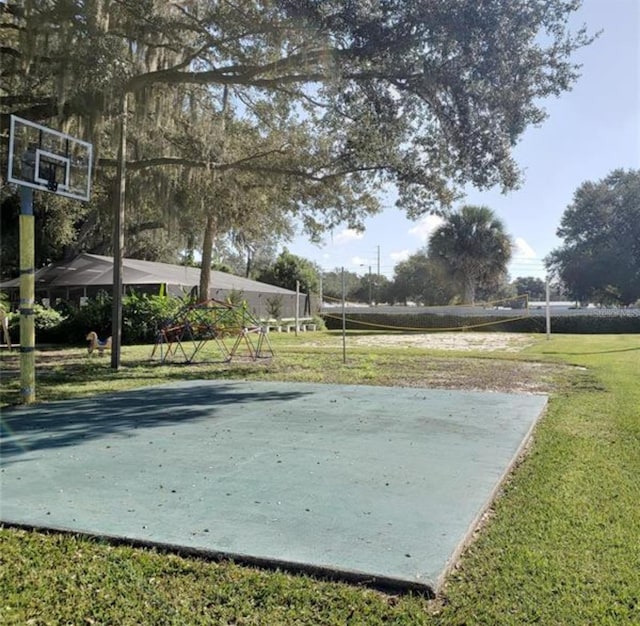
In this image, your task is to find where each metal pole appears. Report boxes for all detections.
[368,265,372,306]
[341,267,346,364]
[19,186,35,403]
[295,280,300,337]
[111,93,127,369]
[545,276,551,340]
[376,245,380,305]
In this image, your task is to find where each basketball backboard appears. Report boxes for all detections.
[8,115,93,202]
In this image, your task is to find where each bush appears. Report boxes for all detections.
[6,293,194,346]
[55,292,112,344]
[265,295,284,321]
[122,292,181,344]
[7,304,66,343]
[311,315,327,331]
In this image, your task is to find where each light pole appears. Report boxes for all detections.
[359,264,373,306]
[359,263,373,306]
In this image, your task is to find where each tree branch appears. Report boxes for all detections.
[97,145,292,172]
[125,47,340,91]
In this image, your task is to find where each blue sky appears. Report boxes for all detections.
[285,0,639,279]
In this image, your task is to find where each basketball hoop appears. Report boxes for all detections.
[8,115,92,201]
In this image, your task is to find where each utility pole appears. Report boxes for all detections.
[341,267,346,364]
[111,93,127,370]
[376,245,380,305]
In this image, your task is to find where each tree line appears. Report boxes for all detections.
[259,169,640,308]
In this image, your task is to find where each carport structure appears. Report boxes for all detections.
[0,253,306,320]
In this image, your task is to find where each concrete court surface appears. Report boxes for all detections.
[0,380,548,594]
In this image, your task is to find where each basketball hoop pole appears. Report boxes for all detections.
[9,114,93,401]
[19,185,36,403]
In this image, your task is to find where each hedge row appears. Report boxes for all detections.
[6,293,182,346]
[5,302,639,346]
[5,293,327,346]
[321,312,640,334]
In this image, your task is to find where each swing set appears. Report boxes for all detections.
[150,298,273,364]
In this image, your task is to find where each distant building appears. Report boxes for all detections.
[0,253,309,319]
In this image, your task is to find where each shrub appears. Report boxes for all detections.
[7,304,66,343]
[311,315,327,331]
[122,293,181,344]
[64,292,113,343]
[265,295,284,321]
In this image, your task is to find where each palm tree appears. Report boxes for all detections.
[428,205,512,304]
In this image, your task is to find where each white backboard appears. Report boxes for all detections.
[8,115,93,202]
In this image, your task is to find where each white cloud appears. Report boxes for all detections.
[408,215,446,242]
[351,256,371,268]
[513,237,537,259]
[334,228,364,245]
[389,249,411,263]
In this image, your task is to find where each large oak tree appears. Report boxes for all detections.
[547,169,640,305]
[1,0,593,294]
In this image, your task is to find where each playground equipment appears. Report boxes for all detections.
[150,299,274,364]
[86,331,112,356]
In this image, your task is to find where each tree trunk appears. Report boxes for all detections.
[199,213,215,302]
[245,246,252,278]
[197,85,228,300]
[464,276,476,305]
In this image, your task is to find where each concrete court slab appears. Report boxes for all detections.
[0,380,547,594]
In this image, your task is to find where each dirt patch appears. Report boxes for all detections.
[292,332,561,394]
[346,332,536,352]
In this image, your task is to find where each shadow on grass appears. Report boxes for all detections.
[0,381,310,465]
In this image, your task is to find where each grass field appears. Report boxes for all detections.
[1,332,639,624]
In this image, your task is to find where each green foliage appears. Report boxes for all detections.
[547,169,640,305]
[2,0,593,284]
[390,249,459,305]
[258,249,320,293]
[350,269,389,305]
[224,289,246,308]
[68,292,113,341]
[211,262,233,274]
[321,310,640,334]
[31,305,65,331]
[122,293,182,344]
[35,293,184,345]
[7,304,66,343]
[265,295,284,321]
[513,276,547,300]
[428,205,513,304]
[310,315,327,331]
[320,269,361,302]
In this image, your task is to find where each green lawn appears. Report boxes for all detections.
[1,333,639,624]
